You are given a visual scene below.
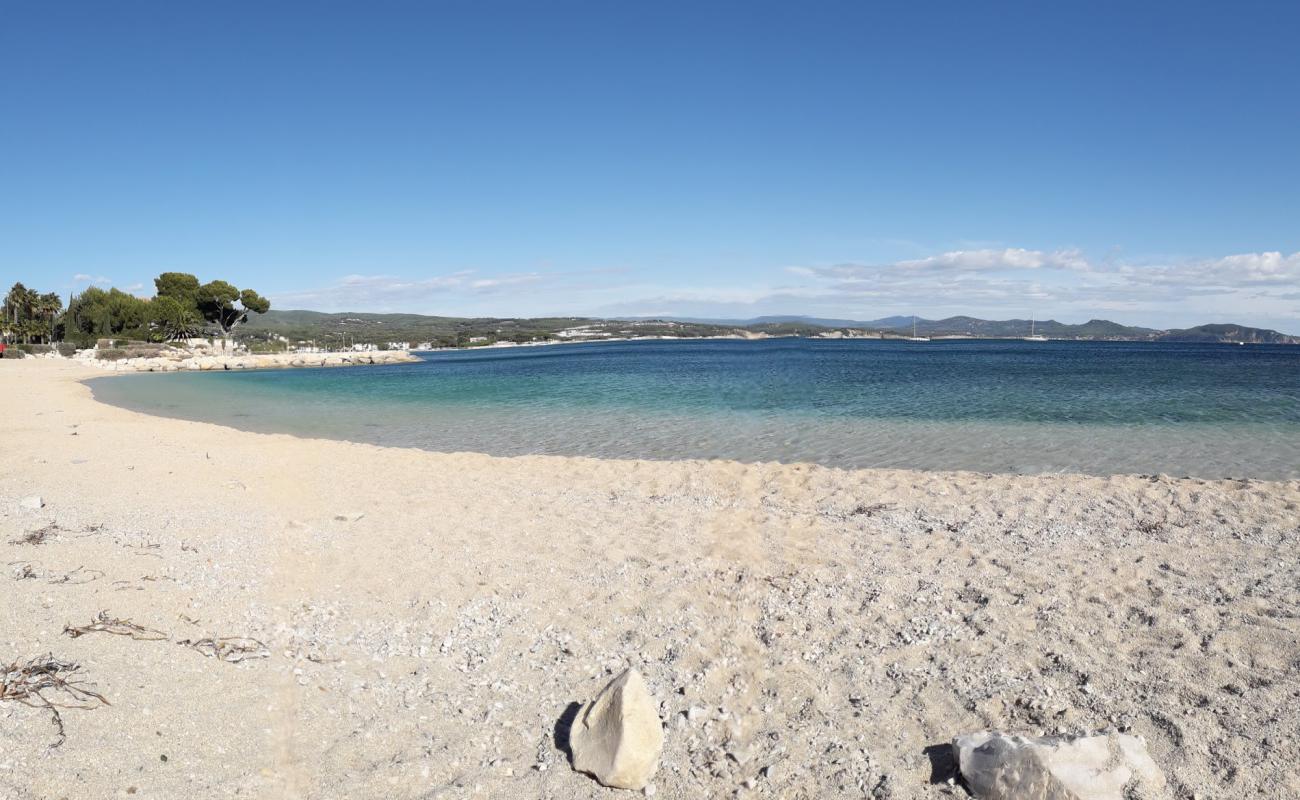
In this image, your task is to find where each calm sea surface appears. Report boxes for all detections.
[89,339,1300,479]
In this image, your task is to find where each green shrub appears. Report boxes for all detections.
[56,343,77,357]
[96,349,129,361]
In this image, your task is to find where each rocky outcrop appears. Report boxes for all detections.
[953,731,1167,800]
[569,668,664,790]
[82,350,420,373]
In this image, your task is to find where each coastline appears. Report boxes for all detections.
[2,359,1298,799]
[69,348,421,373]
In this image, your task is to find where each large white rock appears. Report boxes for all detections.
[570,668,664,790]
[954,731,1167,800]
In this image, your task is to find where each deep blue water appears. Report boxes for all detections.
[90,339,1300,478]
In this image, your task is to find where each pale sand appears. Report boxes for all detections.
[1,359,1297,799]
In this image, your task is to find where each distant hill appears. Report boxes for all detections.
[886,316,1160,339]
[241,310,753,347]
[1155,324,1300,345]
[617,314,874,328]
[242,309,1297,347]
[623,314,1161,339]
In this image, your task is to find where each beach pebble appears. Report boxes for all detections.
[19,495,43,510]
[953,730,1166,800]
[569,667,665,790]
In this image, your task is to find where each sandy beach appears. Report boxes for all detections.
[2,358,1298,799]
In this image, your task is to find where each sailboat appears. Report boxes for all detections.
[1024,314,1048,342]
[906,315,931,342]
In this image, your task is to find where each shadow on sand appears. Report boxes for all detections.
[553,701,582,765]
[923,741,962,786]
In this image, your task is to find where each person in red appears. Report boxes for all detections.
[0,343,7,357]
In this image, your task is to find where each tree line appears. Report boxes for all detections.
[1,273,270,347]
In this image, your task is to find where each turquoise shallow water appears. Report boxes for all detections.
[89,339,1300,479]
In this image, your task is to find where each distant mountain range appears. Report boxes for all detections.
[621,315,1300,343]
[242,309,1300,346]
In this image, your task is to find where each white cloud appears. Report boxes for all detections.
[72,273,111,285]
[894,247,1090,273]
[621,249,1300,331]
[792,248,1089,281]
[1110,251,1300,288]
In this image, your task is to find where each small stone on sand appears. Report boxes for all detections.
[19,495,44,510]
[570,667,664,790]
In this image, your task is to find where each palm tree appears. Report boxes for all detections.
[37,292,63,343]
[3,283,37,343]
[2,285,65,344]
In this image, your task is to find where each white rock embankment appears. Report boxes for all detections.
[84,350,420,373]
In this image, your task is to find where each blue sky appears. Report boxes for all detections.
[3,1,1298,330]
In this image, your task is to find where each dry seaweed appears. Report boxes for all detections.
[63,610,169,641]
[10,562,38,580]
[0,654,109,747]
[47,566,105,585]
[9,525,58,546]
[8,562,104,584]
[178,637,269,662]
[850,502,893,518]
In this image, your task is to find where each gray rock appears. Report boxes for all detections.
[953,731,1167,800]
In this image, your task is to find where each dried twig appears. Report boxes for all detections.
[63,610,169,641]
[0,654,109,747]
[178,637,269,662]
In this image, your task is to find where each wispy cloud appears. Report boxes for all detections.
[469,274,544,292]
[792,248,1090,280]
[271,267,631,313]
[72,273,112,285]
[605,249,1300,330]
[1107,251,1300,288]
[270,272,477,309]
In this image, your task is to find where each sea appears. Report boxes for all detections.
[89,338,1300,479]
